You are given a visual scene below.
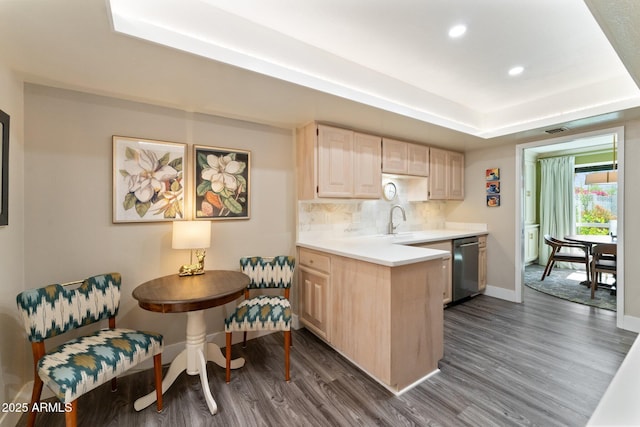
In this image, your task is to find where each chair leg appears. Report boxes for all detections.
[243,331,248,348]
[226,332,232,383]
[153,353,163,412]
[111,377,117,392]
[590,262,597,299]
[64,400,78,427]
[284,330,291,382]
[541,256,555,281]
[26,375,43,427]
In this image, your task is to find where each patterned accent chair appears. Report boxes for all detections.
[16,273,164,427]
[225,256,295,383]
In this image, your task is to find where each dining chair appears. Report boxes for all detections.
[590,243,617,299]
[540,235,591,281]
[225,256,295,383]
[16,273,164,427]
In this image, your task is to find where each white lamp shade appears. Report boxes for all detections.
[172,221,211,249]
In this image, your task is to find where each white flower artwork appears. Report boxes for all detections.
[113,136,186,222]
[194,145,250,220]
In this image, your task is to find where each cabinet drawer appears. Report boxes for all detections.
[299,248,331,273]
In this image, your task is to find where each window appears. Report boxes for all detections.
[574,166,617,235]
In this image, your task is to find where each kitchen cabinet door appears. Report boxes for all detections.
[382,138,407,174]
[448,151,464,200]
[524,224,539,264]
[407,143,429,176]
[317,125,353,198]
[429,147,464,200]
[353,132,382,198]
[428,148,448,199]
[299,248,331,340]
[299,267,329,340]
[414,240,452,305]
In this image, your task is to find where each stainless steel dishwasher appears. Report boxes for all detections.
[452,236,480,302]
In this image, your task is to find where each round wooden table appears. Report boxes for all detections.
[565,234,616,250]
[565,235,617,291]
[132,270,249,415]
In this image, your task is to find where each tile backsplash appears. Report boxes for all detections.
[298,178,447,240]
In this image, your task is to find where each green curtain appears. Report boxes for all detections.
[538,155,575,266]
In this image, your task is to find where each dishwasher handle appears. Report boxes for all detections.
[458,242,479,248]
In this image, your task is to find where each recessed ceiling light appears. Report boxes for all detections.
[448,25,467,38]
[509,66,524,76]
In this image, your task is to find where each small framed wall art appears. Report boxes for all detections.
[194,145,251,220]
[486,168,500,207]
[485,168,500,181]
[112,136,186,223]
[487,195,500,207]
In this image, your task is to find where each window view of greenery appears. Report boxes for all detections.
[574,170,617,235]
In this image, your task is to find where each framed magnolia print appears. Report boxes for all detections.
[112,136,186,223]
[0,109,9,226]
[194,145,250,220]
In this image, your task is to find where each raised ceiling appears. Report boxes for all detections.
[109,0,640,138]
[0,0,639,150]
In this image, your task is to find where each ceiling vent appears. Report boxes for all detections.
[544,126,569,134]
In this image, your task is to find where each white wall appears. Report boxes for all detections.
[0,63,26,417]
[446,144,517,294]
[23,84,297,349]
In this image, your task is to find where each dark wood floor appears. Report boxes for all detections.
[18,286,637,427]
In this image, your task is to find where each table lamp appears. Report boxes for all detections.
[172,221,211,276]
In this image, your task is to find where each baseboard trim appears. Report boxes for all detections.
[622,314,640,333]
[482,284,518,302]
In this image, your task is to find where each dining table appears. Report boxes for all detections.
[131,270,249,415]
[564,234,617,251]
[565,234,617,291]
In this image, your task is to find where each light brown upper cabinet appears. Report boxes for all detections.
[382,138,429,176]
[297,123,381,200]
[429,147,464,200]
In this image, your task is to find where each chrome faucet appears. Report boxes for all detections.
[387,204,406,234]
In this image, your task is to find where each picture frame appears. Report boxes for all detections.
[486,168,500,181]
[487,195,500,207]
[486,181,500,194]
[0,109,9,226]
[112,136,186,223]
[194,145,250,220]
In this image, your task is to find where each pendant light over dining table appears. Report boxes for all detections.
[584,136,617,184]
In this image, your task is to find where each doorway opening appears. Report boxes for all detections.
[515,126,624,327]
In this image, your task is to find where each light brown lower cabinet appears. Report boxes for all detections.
[298,249,331,340]
[298,247,444,393]
[479,235,487,291]
[413,241,452,305]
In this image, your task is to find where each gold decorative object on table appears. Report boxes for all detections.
[172,221,211,276]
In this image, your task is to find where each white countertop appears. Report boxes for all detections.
[297,229,487,267]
